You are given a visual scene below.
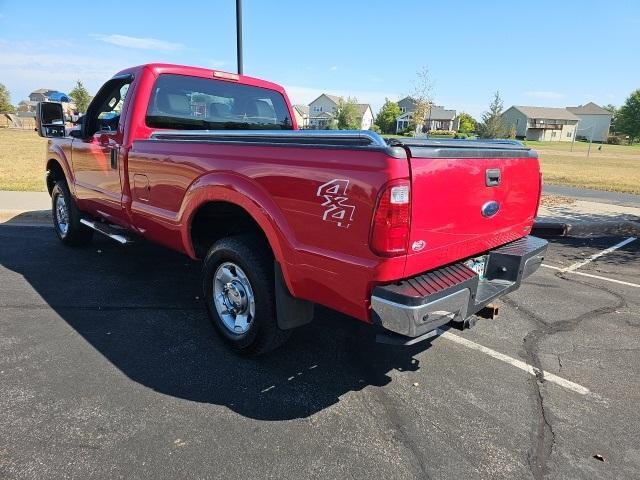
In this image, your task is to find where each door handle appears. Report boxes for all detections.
[110,148,118,170]
[485,168,501,187]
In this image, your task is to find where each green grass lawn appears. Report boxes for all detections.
[0,129,47,191]
[524,140,640,194]
[523,139,640,155]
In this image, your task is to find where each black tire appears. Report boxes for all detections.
[51,181,93,246]
[202,235,291,355]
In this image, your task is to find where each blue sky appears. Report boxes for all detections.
[1,0,639,118]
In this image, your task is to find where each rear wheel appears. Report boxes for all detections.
[51,181,93,246]
[202,235,290,355]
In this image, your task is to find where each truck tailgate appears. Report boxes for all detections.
[398,139,541,277]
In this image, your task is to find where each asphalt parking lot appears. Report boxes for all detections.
[1,225,638,479]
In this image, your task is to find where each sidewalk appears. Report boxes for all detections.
[0,191,50,225]
[535,197,640,236]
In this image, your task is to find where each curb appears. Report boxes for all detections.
[533,219,640,237]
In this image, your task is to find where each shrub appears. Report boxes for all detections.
[370,124,381,133]
[454,132,468,139]
[428,130,456,137]
[606,135,621,145]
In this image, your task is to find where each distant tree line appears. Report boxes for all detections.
[605,91,640,144]
[0,83,16,113]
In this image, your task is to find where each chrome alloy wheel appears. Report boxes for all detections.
[55,194,69,236]
[213,262,256,334]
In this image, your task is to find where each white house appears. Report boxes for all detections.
[502,106,580,142]
[355,103,374,130]
[292,104,310,129]
[307,94,374,130]
[566,102,613,142]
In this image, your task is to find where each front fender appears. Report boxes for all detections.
[46,139,75,195]
[178,171,299,293]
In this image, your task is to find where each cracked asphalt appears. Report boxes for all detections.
[1,226,638,479]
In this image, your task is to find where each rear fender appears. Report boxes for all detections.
[179,172,298,294]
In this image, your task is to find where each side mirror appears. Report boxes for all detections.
[36,101,66,138]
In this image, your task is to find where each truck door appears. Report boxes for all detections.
[72,75,132,225]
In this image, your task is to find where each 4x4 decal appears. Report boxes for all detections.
[316,179,355,228]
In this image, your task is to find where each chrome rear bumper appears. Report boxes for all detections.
[371,236,548,340]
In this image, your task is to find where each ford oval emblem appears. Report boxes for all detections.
[412,240,426,252]
[481,201,500,217]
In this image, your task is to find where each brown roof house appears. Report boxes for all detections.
[502,106,580,142]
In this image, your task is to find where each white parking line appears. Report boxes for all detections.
[564,237,637,272]
[439,331,590,395]
[542,264,640,288]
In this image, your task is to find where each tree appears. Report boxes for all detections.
[374,98,401,134]
[617,90,640,144]
[410,66,434,134]
[69,80,92,113]
[604,103,618,134]
[477,91,507,139]
[0,83,16,113]
[335,97,360,130]
[457,112,476,133]
[325,119,338,130]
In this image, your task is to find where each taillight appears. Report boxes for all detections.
[370,180,411,256]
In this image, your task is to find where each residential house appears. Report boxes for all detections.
[17,101,38,117]
[355,103,374,130]
[502,106,580,142]
[19,88,76,119]
[29,88,56,102]
[292,104,310,129]
[397,96,416,115]
[566,102,612,142]
[395,97,457,133]
[307,93,374,129]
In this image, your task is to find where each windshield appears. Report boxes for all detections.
[146,74,293,130]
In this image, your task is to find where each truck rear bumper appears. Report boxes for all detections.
[371,235,548,339]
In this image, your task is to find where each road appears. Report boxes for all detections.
[1,226,639,479]
[544,184,640,207]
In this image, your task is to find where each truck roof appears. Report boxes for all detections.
[114,63,289,97]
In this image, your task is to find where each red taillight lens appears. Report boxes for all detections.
[370,180,411,256]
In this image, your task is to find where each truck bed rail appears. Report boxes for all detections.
[386,137,537,159]
[149,129,390,149]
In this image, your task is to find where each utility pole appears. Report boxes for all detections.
[236,0,243,75]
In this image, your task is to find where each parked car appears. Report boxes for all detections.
[36,63,547,355]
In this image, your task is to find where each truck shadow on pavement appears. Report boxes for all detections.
[0,226,428,421]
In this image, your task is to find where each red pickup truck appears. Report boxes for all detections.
[36,63,547,354]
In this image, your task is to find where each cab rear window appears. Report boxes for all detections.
[146,74,293,130]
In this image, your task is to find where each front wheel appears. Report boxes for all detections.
[51,181,93,246]
[202,235,291,355]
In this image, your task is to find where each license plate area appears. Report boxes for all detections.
[464,255,488,279]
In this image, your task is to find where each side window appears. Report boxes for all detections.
[96,83,130,132]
